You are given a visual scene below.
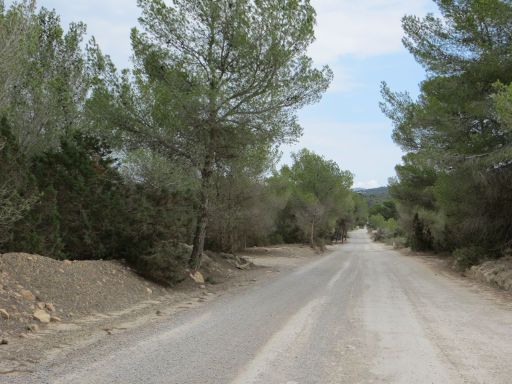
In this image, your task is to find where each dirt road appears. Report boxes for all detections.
[5,230,512,383]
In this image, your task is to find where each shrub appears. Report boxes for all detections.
[314,237,327,251]
[452,246,488,272]
[410,213,433,251]
[373,228,385,242]
[134,241,190,286]
[0,118,39,246]
[268,233,284,245]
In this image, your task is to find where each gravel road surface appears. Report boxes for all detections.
[5,230,512,383]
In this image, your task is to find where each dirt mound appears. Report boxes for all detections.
[201,251,256,284]
[239,244,326,269]
[240,244,320,258]
[468,257,512,292]
[0,253,169,338]
[0,250,257,339]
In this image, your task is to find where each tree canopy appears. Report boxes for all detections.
[0,0,361,284]
[381,0,512,265]
[88,0,332,269]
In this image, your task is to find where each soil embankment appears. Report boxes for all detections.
[0,244,322,375]
[467,257,512,292]
[396,247,512,294]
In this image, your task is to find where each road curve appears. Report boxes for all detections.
[7,230,512,383]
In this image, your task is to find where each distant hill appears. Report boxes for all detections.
[355,186,390,207]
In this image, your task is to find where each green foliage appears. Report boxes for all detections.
[410,213,433,252]
[207,144,283,252]
[88,0,332,269]
[357,187,390,207]
[134,241,190,285]
[369,200,398,221]
[452,246,489,272]
[352,193,369,227]
[0,1,91,156]
[0,117,38,244]
[270,149,356,246]
[368,214,400,242]
[381,0,512,261]
[0,0,345,284]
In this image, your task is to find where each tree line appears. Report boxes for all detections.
[0,0,365,283]
[378,0,512,270]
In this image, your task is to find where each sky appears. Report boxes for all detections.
[11,0,436,189]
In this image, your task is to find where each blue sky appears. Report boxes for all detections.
[12,0,436,188]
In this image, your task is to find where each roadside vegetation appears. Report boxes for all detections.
[380,0,512,271]
[0,0,364,283]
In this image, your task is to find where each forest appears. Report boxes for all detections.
[372,0,512,270]
[0,0,367,283]
[4,0,509,281]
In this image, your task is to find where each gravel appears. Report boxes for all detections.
[4,231,512,384]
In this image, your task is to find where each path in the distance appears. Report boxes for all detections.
[9,230,512,383]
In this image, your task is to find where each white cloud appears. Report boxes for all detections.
[281,121,404,187]
[21,0,433,75]
[354,179,381,189]
[309,0,432,64]
[326,62,362,94]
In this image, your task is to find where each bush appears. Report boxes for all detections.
[134,241,190,286]
[268,233,284,245]
[0,118,39,245]
[452,246,488,272]
[369,213,401,243]
[388,236,408,248]
[314,237,327,251]
[410,213,433,251]
[372,228,384,242]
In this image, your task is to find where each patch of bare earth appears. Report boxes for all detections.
[467,257,512,292]
[240,244,326,269]
[0,245,323,376]
[395,246,512,299]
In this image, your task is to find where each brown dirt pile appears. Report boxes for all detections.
[468,257,512,292]
[0,253,169,338]
[0,250,256,341]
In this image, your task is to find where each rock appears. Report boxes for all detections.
[0,309,9,320]
[20,289,35,301]
[50,316,62,323]
[27,324,39,333]
[236,262,251,270]
[45,303,55,312]
[199,285,206,289]
[19,334,28,339]
[33,309,51,323]
[36,302,45,310]
[63,260,72,265]
[1,339,8,345]
[146,287,152,294]
[190,271,205,284]
[156,310,162,316]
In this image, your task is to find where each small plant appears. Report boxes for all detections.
[135,241,190,285]
[452,246,487,272]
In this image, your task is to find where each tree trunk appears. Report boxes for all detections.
[189,154,214,271]
[310,220,315,246]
